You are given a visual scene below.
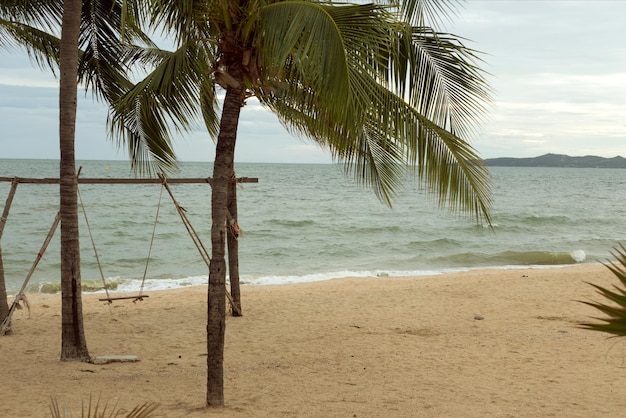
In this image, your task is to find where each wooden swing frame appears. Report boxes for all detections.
[0,174,256,313]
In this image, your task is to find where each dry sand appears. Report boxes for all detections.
[2,264,626,417]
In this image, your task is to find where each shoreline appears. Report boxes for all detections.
[3,263,626,417]
[8,261,603,296]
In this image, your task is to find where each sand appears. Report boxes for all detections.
[2,264,626,417]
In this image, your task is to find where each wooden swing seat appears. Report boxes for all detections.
[98,295,149,302]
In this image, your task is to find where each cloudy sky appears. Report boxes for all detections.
[1,1,625,163]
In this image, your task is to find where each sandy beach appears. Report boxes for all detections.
[2,264,626,417]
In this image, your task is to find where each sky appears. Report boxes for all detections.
[0,1,625,164]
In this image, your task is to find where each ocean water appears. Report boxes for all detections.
[1,159,625,295]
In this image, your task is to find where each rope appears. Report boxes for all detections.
[138,183,164,297]
[77,184,111,301]
[159,176,210,265]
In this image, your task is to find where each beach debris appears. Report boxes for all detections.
[474,314,484,320]
[90,355,140,365]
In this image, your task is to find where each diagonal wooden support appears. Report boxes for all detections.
[1,212,60,335]
[159,176,241,315]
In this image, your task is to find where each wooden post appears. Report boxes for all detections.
[227,179,242,316]
[0,179,19,325]
[0,178,18,236]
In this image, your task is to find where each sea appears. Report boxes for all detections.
[1,159,625,295]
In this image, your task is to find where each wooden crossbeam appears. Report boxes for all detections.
[0,177,258,184]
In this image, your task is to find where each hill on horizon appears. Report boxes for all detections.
[484,153,626,168]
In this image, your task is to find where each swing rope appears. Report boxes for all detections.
[77,185,111,301]
[137,183,164,298]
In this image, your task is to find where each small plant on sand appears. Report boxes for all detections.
[579,243,626,336]
[49,395,158,418]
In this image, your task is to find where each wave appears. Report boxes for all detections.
[407,237,462,249]
[25,278,124,294]
[267,219,316,227]
[22,275,209,295]
[495,214,574,228]
[432,249,587,267]
[15,250,590,295]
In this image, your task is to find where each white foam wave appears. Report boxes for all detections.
[87,258,595,294]
[570,249,586,263]
[241,270,373,286]
[108,275,208,293]
[95,268,458,293]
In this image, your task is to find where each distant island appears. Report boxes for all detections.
[485,153,626,168]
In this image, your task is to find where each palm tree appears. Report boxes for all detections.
[58,0,89,361]
[109,0,492,407]
[0,1,165,358]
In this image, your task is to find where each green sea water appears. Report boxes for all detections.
[1,159,625,294]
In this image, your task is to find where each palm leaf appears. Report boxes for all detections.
[402,27,491,140]
[257,1,491,220]
[0,0,62,31]
[399,0,458,28]
[78,0,155,105]
[0,19,61,72]
[49,395,159,418]
[146,0,217,43]
[108,42,216,173]
[579,243,626,337]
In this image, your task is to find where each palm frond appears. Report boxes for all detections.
[261,2,393,127]
[400,27,492,140]
[0,0,62,32]
[338,85,491,220]
[146,0,217,43]
[0,19,61,73]
[108,42,216,173]
[579,243,626,337]
[78,0,155,105]
[257,1,491,220]
[49,395,159,418]
[396,0,459,28]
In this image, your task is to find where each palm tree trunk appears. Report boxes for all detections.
[59,0,89,361]
[227,182,242,316]
[207,82,245,407]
